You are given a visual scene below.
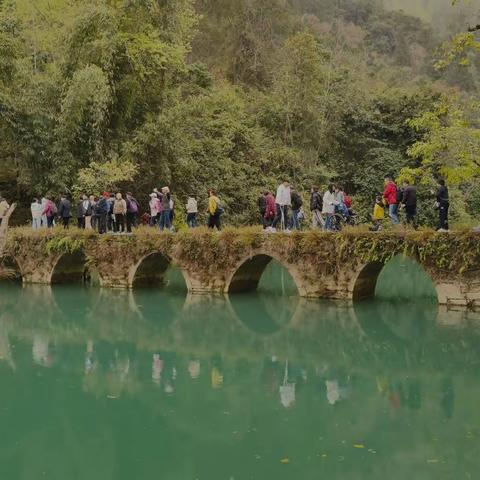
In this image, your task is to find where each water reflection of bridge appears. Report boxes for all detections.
[1,285,480,373]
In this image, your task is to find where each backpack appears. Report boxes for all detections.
[310,192,322,211]
[292,192,303,210]
[396,188,404,204]
[128,199,138,213]
[215,201,224,216]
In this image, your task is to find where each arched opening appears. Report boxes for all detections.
[131,253,187,293]
[352,261,384,301]
[51,251,94,285]
[228,255,298,295]
[353,255,438,303]
[0,256,22,283]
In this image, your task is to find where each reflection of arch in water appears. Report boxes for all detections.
[128,252,188,292]
[132,287,185,326]
[50,251,97,285]
[229,292,299,334]
[226,253,302,295]
[0,256,22,283]
[351,255,438,302]
[353,299,438,345]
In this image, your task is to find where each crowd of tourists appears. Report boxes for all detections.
[14,188,223,234]
[0,175,450,233]
[257,176,449,232]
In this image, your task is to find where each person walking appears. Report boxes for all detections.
[31,198,42,229]
[273,180,291,231]
[264,191,276,230]
[435,179,450,232]
[96,192,109,234]
[169,196,175,229]
[310,187,323,229]
[159,187,172,231]
[402,180,417,227]
[87,195,95,230]
[208,189,222,230]
[107,193,116,232]
[290,188,303,230]
[322,185,337,231]
[186,195,198,228]
[383,175,399,225]
[258,191,267,228]
[40,196,48,227]
[126,192,139,233]
[334,185,349,219]
[149,193,161,226]
[76,195,87,229]
[0,195,9,227]
[113,192,127,233]
[58,195,72,229]
[371,194,385,231]
[42,196,56,228]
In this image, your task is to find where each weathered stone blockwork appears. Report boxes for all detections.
[2,227,480,308]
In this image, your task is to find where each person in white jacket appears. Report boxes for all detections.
[273,181,291,230]
[31,198,43,229]
[186,196,198,228]
[322,185,338,231]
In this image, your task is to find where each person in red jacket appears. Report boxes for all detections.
[383,175,399,225]
[264,191,276,230]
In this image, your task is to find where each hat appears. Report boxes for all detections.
[103,191,109,198]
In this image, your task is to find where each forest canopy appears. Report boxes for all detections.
[0,0,479,226]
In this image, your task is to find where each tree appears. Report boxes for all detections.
[405,95,480,185]
[73,157,138,197]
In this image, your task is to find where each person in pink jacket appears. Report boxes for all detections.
[149,193,161,226]
[42,197,56,228]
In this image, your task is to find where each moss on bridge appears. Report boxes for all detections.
[4,225,480,277]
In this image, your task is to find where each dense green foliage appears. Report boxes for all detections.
[0,0,479,226]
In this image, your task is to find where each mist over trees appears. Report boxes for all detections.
[0,0,479,225]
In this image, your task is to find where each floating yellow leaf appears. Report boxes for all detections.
[354,444,365,449]
[280,458,290,464]
[427,459,440,464]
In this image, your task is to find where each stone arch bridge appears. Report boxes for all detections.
[1,227,480,308]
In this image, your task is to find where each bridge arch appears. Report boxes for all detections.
[225,252,305,295]
[351,254,438,302]
[128,252,190,290]
[50,251,94,284]
[0,255,22,283]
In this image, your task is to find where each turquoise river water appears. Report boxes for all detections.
[0,256,479,479]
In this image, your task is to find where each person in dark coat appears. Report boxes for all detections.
[258,192,267,228]
[310,187,323,229]
[76,195,87,229]
[58,195,72,229]
[401,180,417,227]
[96,192,109,234]
[435,179,449,232]
[290,188,303,230]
